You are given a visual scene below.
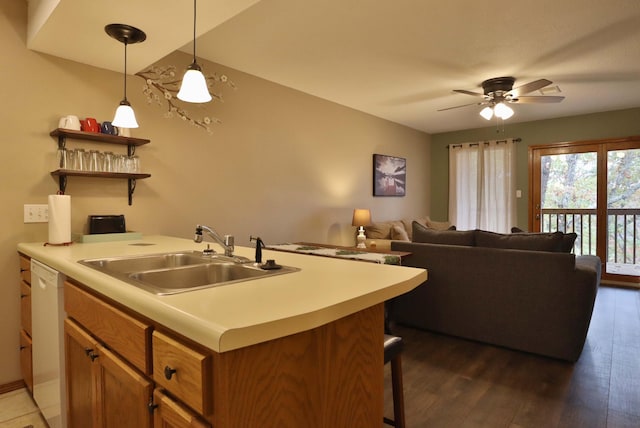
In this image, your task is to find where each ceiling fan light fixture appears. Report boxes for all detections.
[480,106,494,120]
[178,0,212,103]
[494,102,514,119]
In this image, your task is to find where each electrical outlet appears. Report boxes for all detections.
[24,204,49,223]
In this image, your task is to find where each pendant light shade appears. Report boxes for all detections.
[177,63,212,103]
[105,24,147,129]
[113,101,139,128]
[178,0,212,103]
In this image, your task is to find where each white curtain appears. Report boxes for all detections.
[448,139,517,232]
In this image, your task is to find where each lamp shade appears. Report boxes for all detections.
[112,101,139,128]
[177,64,212,103]
[480,106,494,120]
[494,102,514,119]
[352,209,372,227]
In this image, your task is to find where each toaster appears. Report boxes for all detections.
[88,215,126,234]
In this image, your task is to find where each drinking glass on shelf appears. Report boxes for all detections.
[73,148,85,171]
[88,150,100,172]
[103,151,114,172]
[56,148,68,169]
[130,155,140,173]
[115,154,127,173]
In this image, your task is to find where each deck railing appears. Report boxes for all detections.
[541,208,639,265]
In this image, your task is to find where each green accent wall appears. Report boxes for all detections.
[430,107,640,229]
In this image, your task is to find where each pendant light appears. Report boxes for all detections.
[105,24,147,129]
[177,0,212,103]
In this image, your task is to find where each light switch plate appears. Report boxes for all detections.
[24,204,49,223]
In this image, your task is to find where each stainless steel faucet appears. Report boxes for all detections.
[194,225,235,257]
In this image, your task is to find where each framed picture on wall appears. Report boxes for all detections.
[373,154,406,196]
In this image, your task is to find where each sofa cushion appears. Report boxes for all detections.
[511,227,577,253]
[412,221,475,246]
[364,221,396,239]
[476,230,565,252]
[414,216,452,231]
[390,224,410,241]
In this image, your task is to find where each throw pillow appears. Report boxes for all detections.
[390,224,410,241]
[364,221,394,239]
[476,230,565,252]
[511,227,577,253]
[560,232,578,253]
[422,216,453,231]
[412,221,475,246]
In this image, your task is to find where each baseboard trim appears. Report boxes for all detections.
[0,380,26,395]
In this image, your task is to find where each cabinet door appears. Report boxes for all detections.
[20,281,31,336]
[153,389,210,428]
[19,329,33,393]
[95,343,153,428]
[65,319,99,428]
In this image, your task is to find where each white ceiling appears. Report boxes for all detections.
[27,0,640,134]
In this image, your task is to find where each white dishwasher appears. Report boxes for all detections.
[31,259,67,428]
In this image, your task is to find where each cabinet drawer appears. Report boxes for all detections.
[153,388,211,428]
[153,331,211,415]
[19,255,31,284]
[65,281,152,375]
[20,281,31,336]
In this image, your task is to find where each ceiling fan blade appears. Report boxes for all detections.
[437,101,486,112]
[453,89,485,97]
[512,96,565,103]
[508,79,553,97]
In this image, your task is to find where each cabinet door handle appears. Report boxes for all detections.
[84,348,99,361]
[164,366,177,380]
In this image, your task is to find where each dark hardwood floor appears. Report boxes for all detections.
[383,286,640,428]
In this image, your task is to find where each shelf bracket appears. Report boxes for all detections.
[58,175,67,194]
[128,178,137,205]
[57,134,66,150]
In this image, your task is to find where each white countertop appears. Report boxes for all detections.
[18,235,427,353]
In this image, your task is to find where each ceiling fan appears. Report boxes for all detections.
[439,76,565,120]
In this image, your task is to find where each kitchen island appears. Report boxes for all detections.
[18,235,427,427]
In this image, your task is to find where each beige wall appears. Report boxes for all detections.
[0,2,430,384]
[430,108,640,228]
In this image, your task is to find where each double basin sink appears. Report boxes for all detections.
[79,251,299,295]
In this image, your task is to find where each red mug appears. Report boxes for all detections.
[84,117,100,133]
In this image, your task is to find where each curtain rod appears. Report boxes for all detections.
[448,137,521,148]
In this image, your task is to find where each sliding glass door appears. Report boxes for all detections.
[530,137,640,285]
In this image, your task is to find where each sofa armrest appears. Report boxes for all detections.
[576,255,602,288]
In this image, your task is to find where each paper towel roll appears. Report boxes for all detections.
[48,195,71,244]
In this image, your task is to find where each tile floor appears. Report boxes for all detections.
[0,388,47,428]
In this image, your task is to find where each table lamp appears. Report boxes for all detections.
[352,209,372,249]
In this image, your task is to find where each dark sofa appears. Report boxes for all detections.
[389,225,601,362]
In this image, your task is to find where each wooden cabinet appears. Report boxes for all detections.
[63,279,384,427]
[153,389,210,428]
[18,255,32,393]
[64,318,153,428]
